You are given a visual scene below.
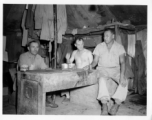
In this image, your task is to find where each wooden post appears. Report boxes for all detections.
[53,5,57,69]
[115,25,118,41]
[134,29,137,93]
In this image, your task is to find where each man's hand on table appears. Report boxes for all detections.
[120,75,127,87]
[83,65,90,70]
[83,65,94,73]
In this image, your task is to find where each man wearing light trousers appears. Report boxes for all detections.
[91,28,128,115]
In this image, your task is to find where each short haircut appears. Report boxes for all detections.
[75,37,84,43]
[27,40,40,47]
[104,28,115,34]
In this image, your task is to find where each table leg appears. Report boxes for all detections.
[42,92,46,114]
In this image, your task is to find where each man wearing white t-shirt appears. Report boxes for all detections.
[92,28,128,115]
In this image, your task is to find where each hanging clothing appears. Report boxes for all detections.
[127,34,136,58]
[58,37,74,65]
[57,5,67,43]
[25,5,34,28]
[35,5,54,41]
[25,5,38,39]
[3,36,8,62]
[137,29,147,75]
[116,29,122,45]
[120,31,128,52]
[34,5,44,29]
[133,41,146,95]
[21,10,28,46]
[34,5,67,43]
[3,36,8,61]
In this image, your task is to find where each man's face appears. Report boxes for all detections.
[104,30,114,44]
[28,42,39,55]
[75,40,84,50]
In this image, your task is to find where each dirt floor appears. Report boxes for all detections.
[3,91,146,115]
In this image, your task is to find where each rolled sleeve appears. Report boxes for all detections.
[93,45,100,56]
[18,54,28,67]
[119,45,126,56]
[39,58,48,69]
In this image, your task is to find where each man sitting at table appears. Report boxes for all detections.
[61,37,93,103]
[18,39,58,108]
[91,28,128,115]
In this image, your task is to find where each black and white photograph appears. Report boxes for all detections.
[1,0,152,119]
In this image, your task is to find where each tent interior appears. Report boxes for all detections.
[3,4,147,115]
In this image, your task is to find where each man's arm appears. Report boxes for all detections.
[18,54,27,67]
[91,55,99,68]
[119,53,127,87]
[40,57,49,70]
[67,51,75,64]
[88,51,93,65]
[82,51,93,70]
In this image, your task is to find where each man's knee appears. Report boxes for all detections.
[98,77,107,82]
[114,99,122,105]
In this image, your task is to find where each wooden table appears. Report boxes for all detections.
[17,69,97,114]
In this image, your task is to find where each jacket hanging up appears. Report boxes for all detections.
[34,5,67,43]
[25,4,39,39]
[133,41,146,95]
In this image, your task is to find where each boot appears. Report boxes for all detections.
[62,96,70,104]
[101,103,108,115]
[46,95,58,108]
[109,103,120,115]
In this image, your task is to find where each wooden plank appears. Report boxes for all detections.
[115,25,118,40]
[17,72,21,114]
[65,22,135,35]
[42,92,46,115]
[38,80,45,114]
[18,70,97,93]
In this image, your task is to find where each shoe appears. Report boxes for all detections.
[109,104,120,115]
[101,104,108,115]
[46,96,53,103]
[46,101,58,108]
[46,96,58,108]
[62,97,70,104]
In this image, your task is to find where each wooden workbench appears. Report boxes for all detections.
[17,69,97,114]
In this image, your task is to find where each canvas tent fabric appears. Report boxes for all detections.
[4,5,147,34]
[66,5,102,29]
